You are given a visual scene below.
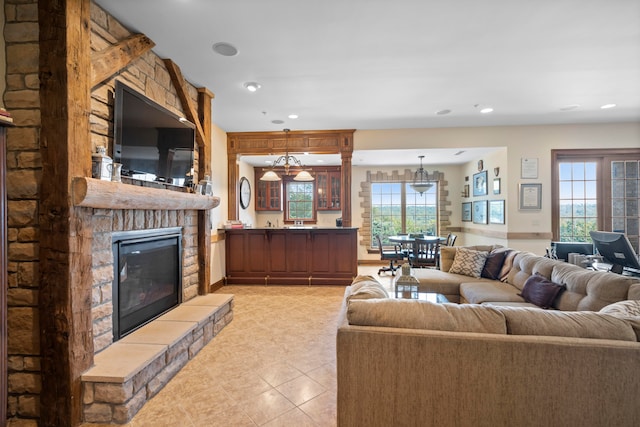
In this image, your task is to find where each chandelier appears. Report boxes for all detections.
[260,129,314,182]
[410,155,433,194]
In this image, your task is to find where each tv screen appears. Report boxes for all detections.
[113,81,195,187]
[589,231,640,274]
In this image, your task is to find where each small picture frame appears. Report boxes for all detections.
[489,200,505,224]
[462,202,472,222]
[462,184,470,198]
[473,200,488,224]
[521,157,538,179]
[493,178,501,195]
[519,183,542,210]
[473,170,488,197]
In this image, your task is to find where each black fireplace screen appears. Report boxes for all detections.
[112,228,182,340]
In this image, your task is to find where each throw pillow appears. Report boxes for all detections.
[347,276,389,301]
[499,250,519,282]
[448,248,489,278]
[481,249,508,280]
[599,300,640,341]
[519,273,565,309]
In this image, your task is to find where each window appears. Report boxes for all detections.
[284,178,315,222]
[558,161,598,242]
[371,182,438,247]
[552,149,640,252]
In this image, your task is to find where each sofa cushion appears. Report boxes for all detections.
[449,248,489,278]
[599,300,640,340]
[460,281,525,304]
[481,249,508,280]
[519,273,565,309]
[498,249,520,282]
[496,307,637,342]
[347,275,389,301]
[347,299,507,334]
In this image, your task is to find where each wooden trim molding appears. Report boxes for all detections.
[226,129,355,224]
[72,177,220,210]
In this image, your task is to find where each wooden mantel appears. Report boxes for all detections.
[72,177,220,210]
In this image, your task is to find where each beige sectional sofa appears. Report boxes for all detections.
[336,247,640,426]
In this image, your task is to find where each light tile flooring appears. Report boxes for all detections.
[87,265,394,427]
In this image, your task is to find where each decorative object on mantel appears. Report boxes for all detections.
[198,175,213,196]
[92,146,113,181]
[260,129,314,182]
[410,155,433,194]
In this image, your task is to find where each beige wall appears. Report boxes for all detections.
[352,123,640,255]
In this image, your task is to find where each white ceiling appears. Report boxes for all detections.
[95,0,640,166]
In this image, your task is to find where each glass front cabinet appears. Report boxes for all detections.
[316,169,341,210]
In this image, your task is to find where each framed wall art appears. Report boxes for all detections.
[519,183,542,210]
[462,202,472,222]
[473,200,488,224]
[493,178,501,195]
[473,170,488,197]
[489,200,505,224]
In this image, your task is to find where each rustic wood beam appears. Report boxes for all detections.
[197,88,214,295]
[72,177,220,210]
[38,1,93,425]
[163,59,207,149]
[91,33,155,88]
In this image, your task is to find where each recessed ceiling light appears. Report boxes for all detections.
[271,119,284,124]
[480,107,494,114]
[317,159,324,163]
[600,103,617,109]
[288,114,299,119]
[243,82,261,92]
[560,104,580,111]
[436,109,452,115]
[212,42,238,56]
[454,150,466,156]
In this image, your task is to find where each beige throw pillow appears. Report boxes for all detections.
[448,247,489,278]
[347,275,389,301]
[599,300,640,341]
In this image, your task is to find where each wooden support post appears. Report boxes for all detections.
[197,88,214,294]
[38,1,93,425]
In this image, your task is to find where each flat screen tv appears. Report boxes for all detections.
[113,81,195,187]
[589,231,640,275]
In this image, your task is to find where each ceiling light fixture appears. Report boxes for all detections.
[259,129,315,182]
[243,82,261,92]
[288,114,299,119]
[480,107,494,114]
[436,109,452,115]
[600,103,616,109]
[410,155,433,195]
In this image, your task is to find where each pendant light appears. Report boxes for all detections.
[259,129,314,181]
[410,155,433,194]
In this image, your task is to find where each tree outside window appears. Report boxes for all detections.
[285,180,315,222]
[371,182,438,247]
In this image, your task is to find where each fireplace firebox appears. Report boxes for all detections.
[112,227,183,340]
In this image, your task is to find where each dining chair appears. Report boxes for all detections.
[409,237,440,269]
[376,235,405,276]
[445,233,457,246]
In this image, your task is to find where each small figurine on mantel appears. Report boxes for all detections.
[91,146,113,181]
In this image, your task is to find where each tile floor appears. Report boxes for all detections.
[85,265,394,427]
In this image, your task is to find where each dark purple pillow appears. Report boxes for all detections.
[481,250,507,280]
[519,273,566,309]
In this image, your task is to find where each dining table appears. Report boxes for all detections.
[388,235,447,244]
